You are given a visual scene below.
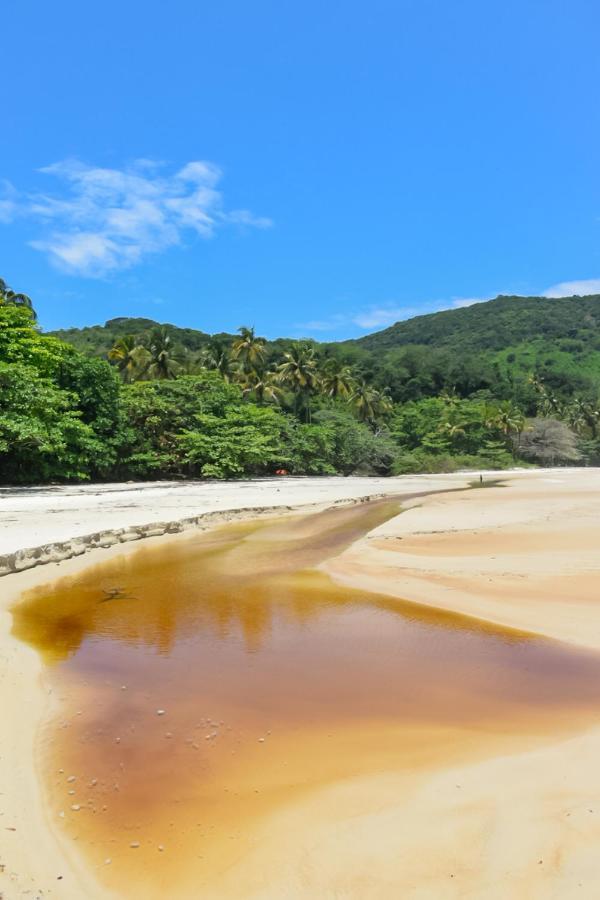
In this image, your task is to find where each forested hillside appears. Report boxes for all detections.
[51,317,218,357]
[354,294,600,352]
[1,278,599,484]
[51,294,600,407]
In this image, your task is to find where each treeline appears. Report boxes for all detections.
[0,278,598,484]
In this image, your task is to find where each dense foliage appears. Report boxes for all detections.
[2,279,600,483]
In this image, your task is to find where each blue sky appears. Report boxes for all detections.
[2,0,600,339]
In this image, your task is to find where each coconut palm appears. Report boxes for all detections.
[570,397,600,437]
[141,328,182,380]
[564,401,587,435]
[201,340,238,382]
[320,358,356,400]
[277,343,320,422]
[350,380,393,426]
[232,326,266,374]
[241,369,283,405]
[0,278,36,319]
[108,335,148,382]
[493,400,525,438]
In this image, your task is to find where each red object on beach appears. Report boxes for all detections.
[275,468,289,476]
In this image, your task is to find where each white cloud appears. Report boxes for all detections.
[542,278,600,298]
[297,305,424,334]
[0,179,19,223]
[2,159,272,277]
[351,305,420,329]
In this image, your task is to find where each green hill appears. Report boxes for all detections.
[49,317,232,357]
[48,294,600,402]
[343,294,600,401]
[353,294,600,353]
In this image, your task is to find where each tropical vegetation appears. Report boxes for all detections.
[2,277,600,483]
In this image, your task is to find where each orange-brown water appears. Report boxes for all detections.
[12,499,600,898]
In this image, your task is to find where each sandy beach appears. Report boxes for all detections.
[2,468,600,899]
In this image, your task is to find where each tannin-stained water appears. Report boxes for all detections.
[11,499,600,898]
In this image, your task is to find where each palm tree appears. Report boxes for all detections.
[528,373,561,418]
[232,326,266,375]
[277,343,320,422]
[141,327,182,380]
[569,397,600,438]
[320,358,356,400]
[350,380,393,426]
[241,369,283,405]
[201,340,238,382]
[0,278,36,319]
[492,400,525,436]
[108,334,148,382]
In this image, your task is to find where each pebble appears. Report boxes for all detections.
[156,709,166,716]
[258,737,265,743]
[158,845,164,852]
[104,858,112,865]
[68,790,75,795]
[71,805,81,812]
[130,841,140,849]
[66,776,76,783]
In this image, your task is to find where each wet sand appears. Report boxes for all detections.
[3,471,600,898]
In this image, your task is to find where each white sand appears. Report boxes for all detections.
[2,467,600,899]
[0,471,530,558]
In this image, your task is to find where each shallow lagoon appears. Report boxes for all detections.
[13,499,600,898]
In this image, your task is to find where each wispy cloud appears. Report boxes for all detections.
[297,277,600,339]
[297,304,425,334]
[352,305,422,329]
[1,159,272,277]
[0,179,18,223]
[543,278,600,298]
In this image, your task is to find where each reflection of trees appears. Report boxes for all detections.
[12,500,401,661]
[13,552,541,669]
[13,494,542,666]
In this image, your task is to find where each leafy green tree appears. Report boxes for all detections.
[178,405,288,478]
[0,304,71,376]
[312,409,398,474]
[0,277,36,319]
[0,363,102,482]
[119,374,245,477]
